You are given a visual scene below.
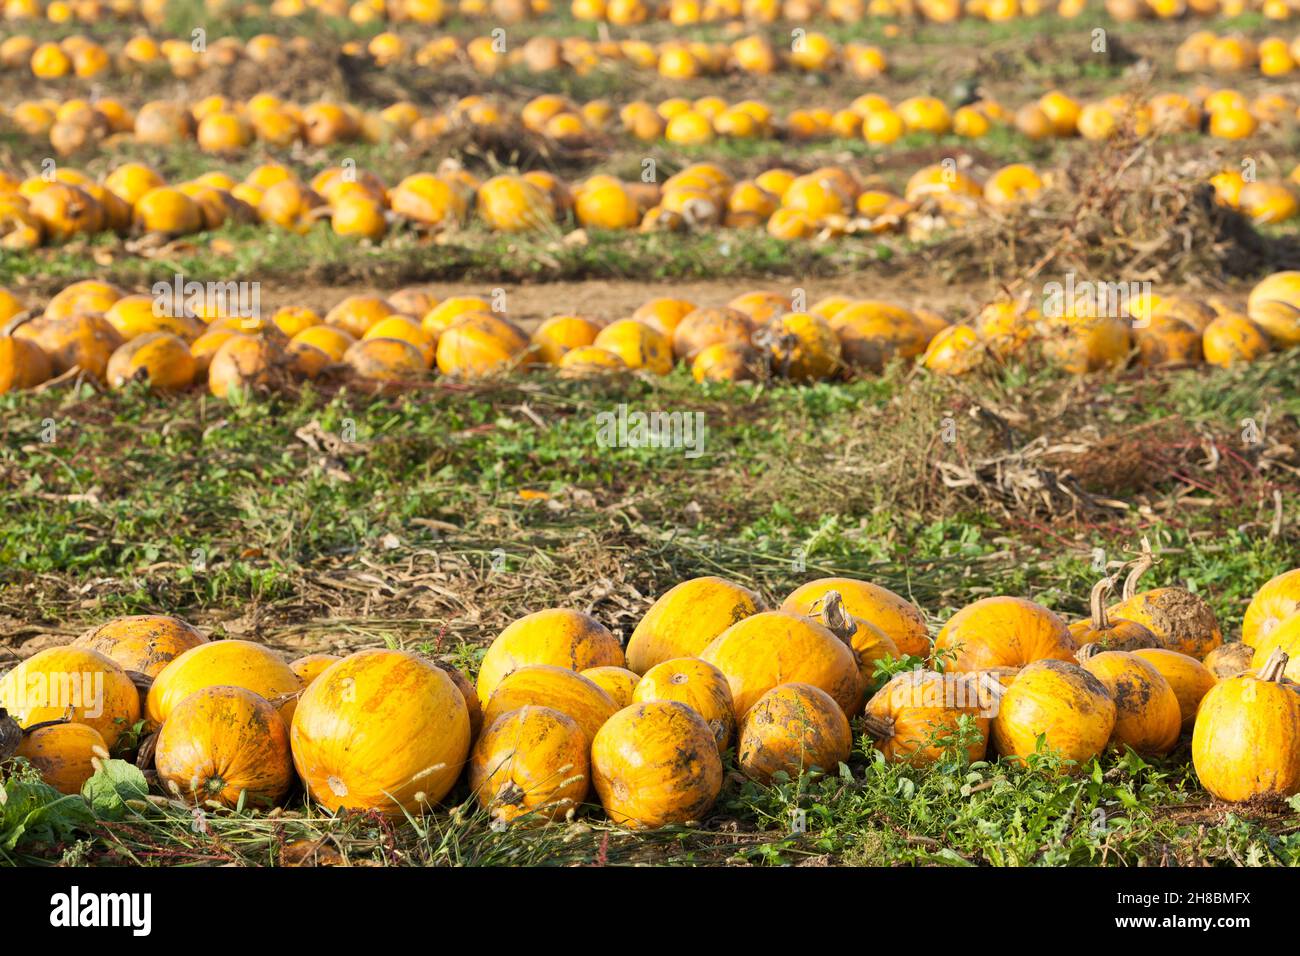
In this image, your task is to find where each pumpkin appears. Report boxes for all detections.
[1246,271,1300,347]
[933,596,1076,672]
[811,590,899,693]
[436,313,529,377]
[290,325,355,362]
[476,175,554,232]
[324,296,395,338]
[154,686,293,809]
[580,666,641,708]
[0,336,52,393]
[146,639,301,729]
[559,346,628,376]
[1243,568,1300,648]
[14,722,107,794]
[765,312,843,381]
[434,662,483,740]
[481,665,617,747]
[133,186,202,234]
[782,577,930,659]
[591,701,723,829]
[0,647,140,749]
[862,669,991,765]
[1204,642,1256,679]
[631,298,695,335]
[633,658,736,753]
[1202,313,1270,368]
[291,649,469,815]
[626,576,763,674]
[74,615,207,684]
[1081,651,1182,755]
[1133,648,1216,733]
[671,307,754,361]
[12,313,122,380]
[106,333,196,390]
[344,337,427,382]
[1251,614,1300,682]
[700,610,861,718]
[592,319,674,374]
[289,654,342,687]
[469,705,590,824]
[1107,549,1222,659]
[1192,648,1300,802]
[1070,577,1161,657]
[991,659,1116,770]
[530,315,602,365]
[208,335,281,398]
[738,683,851,784]
[829,301,929,372]
[476,608,623,703]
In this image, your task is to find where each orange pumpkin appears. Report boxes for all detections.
[481,665,617,747]
[1069,578,1160,658]
[781,577,930,658]
[933,596,1076,672]
[208,335,281,398]
[14,722,107,794]
[476,608,623,703]
[863,669,992,765]
[590,701,723,829]
[291,649,469,815]
[74,614,207,678]
[0,336,53,393]
[633,658,736,753]
[12,313,122,381]
[1081,651,1182,755]
[1204,642,1256,679]
[154,685,293,808]
[991,659,1116,771]
[1192,648,1300,802]
[700,610,861,718]
[580,666,641,708]
[146,639,301,729]
[1132,648,1216,733]
[738,682,851,784]
[0,647,140,749]
[671,307,754,361]
[1107,550,1223,660]
[288,654,342,687]
[1243,568,1300,648]
[626,576,763,674]
[469,705,590,824]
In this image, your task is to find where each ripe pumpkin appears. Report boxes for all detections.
[344,337,427,382]
[700,610,861,718]
[863,669,991,765]
[991,659,1116,770]
[289,654,342,687]
[0,336,53,393]
[591,700,723,829]
[691,342,767,383]
[1243,568,1300,648]
[1204,642,1256,679]
[292,649,470,816]
[12,313,122,381]
[738,683,852,784]
[782,577,930,659]
[14,722,107,794]
[1132,648,1216,733]
[146,639,301,729]
[592,319,674,374]
[1202,314,1271,368]
[671,307,754,361]
[626,576,763,674]
[559,346,628,376]
[436,313,530,377]
[765,312,842,381]
[529,315,602,365]
[74,615,207,682]
[1192,648,1300,802]
[208,335,281,398]
[811,590,899,692]
[1081,651,1182,755]
[580,666,641,708]
[469,705,590,824]
[433,662,482,741]
[1108,551,1223,660]
[1070,578,1160,657]
[106,333,196,390]
[482,665,618,747]
[0,647,140,749]
[476,608,623,703]
[933,596,1076,672]
[633,658,736,753]
[154,686,293,809]
[1250,614,1300,681]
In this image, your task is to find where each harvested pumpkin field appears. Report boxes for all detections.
[2,0,1300,892]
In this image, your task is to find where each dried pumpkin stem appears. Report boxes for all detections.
[861,714,894,741]
[1089,576,1116,630]
[1259,648,1290,683]
[1122,544,1157,602]
[813,590,857,649]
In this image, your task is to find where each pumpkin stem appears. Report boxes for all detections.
[861,714,895,741]
[811,590,856,649]
[1089,576,1116,630]
[1122,539,1157,601]
[1259,647,1290,683]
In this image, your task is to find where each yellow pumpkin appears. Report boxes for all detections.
[1192,648,1300,802]
[591,701,723,829]
[1204,642,1256,679]
[863,669,991,765]
[671,307,754,361]
[12,313,122,381]
[626,576,763,674]
[0,336,53,393]
[580,666,641,708]
[146,639,301,729]
[765,312,842,381]
[469,704,589,824]
[1108,552,1223,660]
[476,608,623,703]
[74,614,207,680]
[1243,568,1300,647]
[782,577,930,659]
[633,658,736,753]
[1247,271,1300,347]
[1202,314,1271,368]
[700,610,861,718]
[289,654,342,688]
[208,335,281,398]
[738,682,852,783]
[529,315,602,365]
[0,647,140,749]
[592,319,674,374]
[436,313,530,377]
[933,596,1076,672]
[1132,648,1215,733]
[991,659,1116,770]
[14,722,107,794]
[481,665,618,747]
[809,590,900,694]
[291,649,470,816]
[106,333,196,390]
[1081,651,1182,755]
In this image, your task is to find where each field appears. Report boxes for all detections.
[2,0,1300,872]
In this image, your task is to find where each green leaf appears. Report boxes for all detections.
[81,759,149,820]
[0,777,93,851]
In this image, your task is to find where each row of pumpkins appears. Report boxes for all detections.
[3,269,1297,397]
[5,555,1300,828]
[1176,31,1300,76]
